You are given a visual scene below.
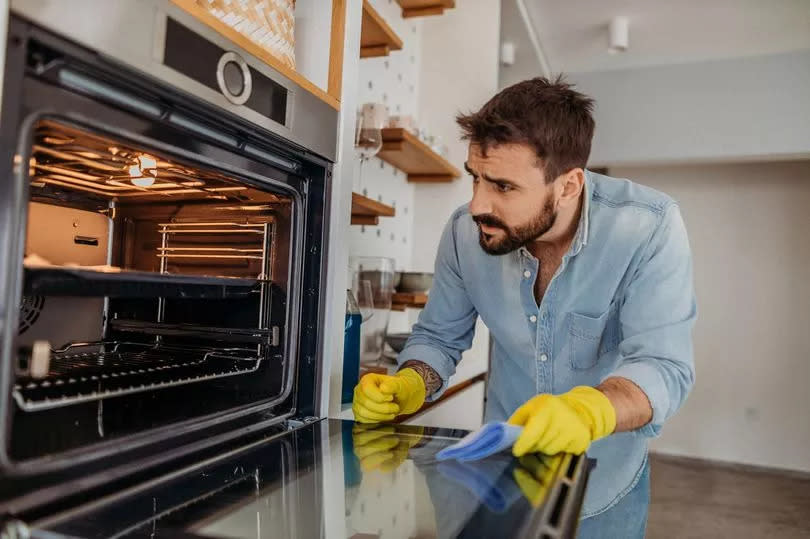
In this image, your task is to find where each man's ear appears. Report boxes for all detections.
[558,168,585,206]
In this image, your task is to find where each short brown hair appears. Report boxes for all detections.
[456,76,595,183]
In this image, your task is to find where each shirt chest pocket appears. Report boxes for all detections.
[566,309,621,370]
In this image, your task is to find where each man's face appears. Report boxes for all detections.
[466,143,559,255]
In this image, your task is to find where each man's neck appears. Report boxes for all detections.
[528,191,583,258]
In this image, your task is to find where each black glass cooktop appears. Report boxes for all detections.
[35,419,587,539]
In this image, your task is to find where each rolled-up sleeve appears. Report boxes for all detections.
[610,203,697,437]
[397,212,478,400]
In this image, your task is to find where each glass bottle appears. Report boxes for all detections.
[341,289,362,404]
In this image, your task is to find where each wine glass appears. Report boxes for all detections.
[354,103,387,192]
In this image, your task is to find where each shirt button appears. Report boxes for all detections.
[539,354,548,362]
[529,315,537,323]
[523,270,531,279]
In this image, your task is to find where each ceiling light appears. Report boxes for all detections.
[500,42,516,66]
[608,16,629,54]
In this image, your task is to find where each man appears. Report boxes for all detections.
[351,76,696,537]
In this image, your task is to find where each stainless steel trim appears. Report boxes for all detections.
[215,51,252,106]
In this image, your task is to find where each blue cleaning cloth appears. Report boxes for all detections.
[436,422,523,462]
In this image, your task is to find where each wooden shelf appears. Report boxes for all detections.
[351,192,395,226]
[361,0,404,58]
[391,292,428,311]
[396,0,455,18]
[171,0,342,110]
[377,128,461,183]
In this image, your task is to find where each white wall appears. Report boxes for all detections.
[347,0,423,346]
[612,161,810,473]
[413,2,501,272]
[409,0,503,411]
[572,50,810,167]
[348,0,422,282]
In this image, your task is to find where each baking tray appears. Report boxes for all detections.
[23,267,262,299]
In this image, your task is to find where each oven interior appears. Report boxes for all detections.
[9,119,298,463]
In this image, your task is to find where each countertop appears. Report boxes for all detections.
[37,418,588,539]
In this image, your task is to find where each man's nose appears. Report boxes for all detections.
[469,185,493,217]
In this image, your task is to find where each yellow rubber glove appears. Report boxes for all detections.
[352,368,427,423]
[352,424,424,472]
[508,386,616,456]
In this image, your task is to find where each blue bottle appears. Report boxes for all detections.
[341,289,362,404]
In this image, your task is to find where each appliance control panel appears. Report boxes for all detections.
[163,17,288,127]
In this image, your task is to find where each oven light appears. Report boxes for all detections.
[138,155,157,170]
[131,176,155,187]
[129,155,158,187]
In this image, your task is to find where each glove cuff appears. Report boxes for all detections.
[395,368,427,415]
[561,386,617,441]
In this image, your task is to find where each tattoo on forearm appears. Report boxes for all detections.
[400,360,443,396]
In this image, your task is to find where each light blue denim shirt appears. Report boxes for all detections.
[397,170,696,517]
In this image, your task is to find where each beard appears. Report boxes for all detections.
[473,194,558,255]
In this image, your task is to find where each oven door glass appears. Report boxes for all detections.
[35,419,589,539]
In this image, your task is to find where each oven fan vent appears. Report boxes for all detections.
[19,295,45,335]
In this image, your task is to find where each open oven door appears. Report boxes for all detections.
[18,419,590,539]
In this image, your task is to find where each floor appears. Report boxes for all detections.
[647,454,810,538]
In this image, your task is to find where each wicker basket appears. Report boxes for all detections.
[196,0,296,69]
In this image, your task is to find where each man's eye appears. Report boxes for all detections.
[496,183,511,193]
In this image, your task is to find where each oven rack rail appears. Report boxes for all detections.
[157,221,275,281]
[13,341,262,412]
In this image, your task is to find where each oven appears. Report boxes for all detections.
[0,0,332,517]
[0,2,590,537]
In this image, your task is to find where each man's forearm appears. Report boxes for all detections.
[597,376,653,432]
[400,360,443,396]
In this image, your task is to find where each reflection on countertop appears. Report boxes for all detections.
[39,419,585,539]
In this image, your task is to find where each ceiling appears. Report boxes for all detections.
[513,0,810,73]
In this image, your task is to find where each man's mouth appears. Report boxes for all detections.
[478,224,502,236]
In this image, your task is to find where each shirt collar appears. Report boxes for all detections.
[569,169,592,257]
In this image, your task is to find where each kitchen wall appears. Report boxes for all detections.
[571,50,810,166]
[348,0,422,337]
[412,2,501,273]
[611,161,810,473]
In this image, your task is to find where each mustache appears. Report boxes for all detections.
[472,214,508,230]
